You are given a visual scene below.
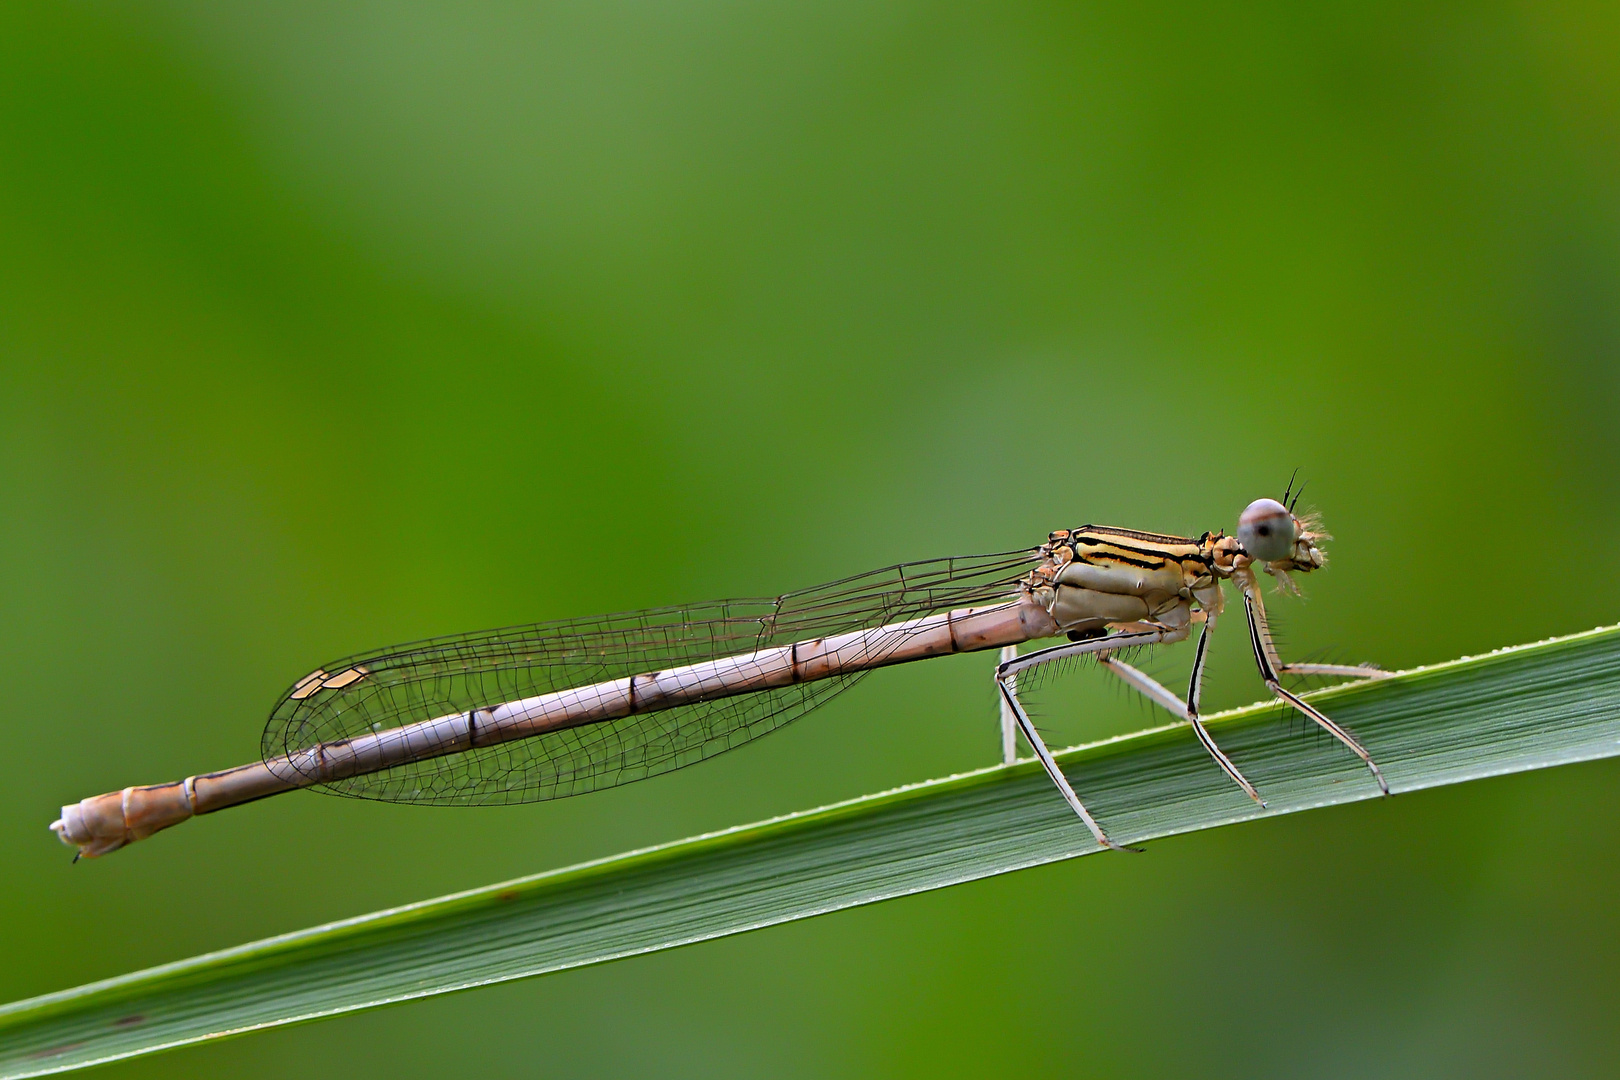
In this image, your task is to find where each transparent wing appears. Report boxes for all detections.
[262,549,1041,805]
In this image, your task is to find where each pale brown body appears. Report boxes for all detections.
[53,499,1384,859]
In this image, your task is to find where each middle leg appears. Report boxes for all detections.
[1100,612,1264,805]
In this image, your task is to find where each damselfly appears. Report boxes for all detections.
[52,491,1389,859]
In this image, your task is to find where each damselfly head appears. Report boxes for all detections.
[1238,498,1296,562]
[1237,497,1327,579]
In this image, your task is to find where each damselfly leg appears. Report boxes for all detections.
[1236,568,1392,794]
[999,616,1265,813]
[998,644,1021,767]
[995,626,1186,852]
[1099,613,1265,806]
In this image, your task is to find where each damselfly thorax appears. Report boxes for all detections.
[1029,526,1229,636]
[53,491,1387,859]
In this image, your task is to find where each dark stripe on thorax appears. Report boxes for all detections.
[1081,524,1198,545]
[1073,534,1205,567]
[1079,547,1169,570]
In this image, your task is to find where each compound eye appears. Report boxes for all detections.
[1238,498,1297,563]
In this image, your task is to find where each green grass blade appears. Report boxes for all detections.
[6,625,1620,1076]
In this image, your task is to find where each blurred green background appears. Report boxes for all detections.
[4,1,1620,1076]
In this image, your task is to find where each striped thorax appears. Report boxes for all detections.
[1025,526,1226,637]
[1023,509,1326,640]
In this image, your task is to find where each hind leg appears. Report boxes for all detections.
[994,625,1184,852]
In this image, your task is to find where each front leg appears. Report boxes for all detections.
[1237,570,1390,795]
[1237,592,1391,683]
[1278,662,1393,680]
